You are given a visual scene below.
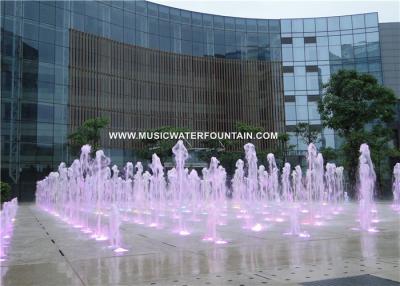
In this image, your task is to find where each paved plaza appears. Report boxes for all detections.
[1,202,399,286]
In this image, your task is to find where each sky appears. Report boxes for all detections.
[150,0,400,23]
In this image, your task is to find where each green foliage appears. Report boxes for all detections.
[1,181,11,203]
[318,69,397,196]
[275,132,296,165]
[320,147,338,162]
[295,122,320,145]
[68,117,110,153]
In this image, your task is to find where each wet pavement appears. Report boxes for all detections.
[1,202,399,286]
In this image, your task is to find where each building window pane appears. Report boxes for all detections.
[352,14,365,29]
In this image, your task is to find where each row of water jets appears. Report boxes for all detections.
[0,198,18,261]
[35,141,399,252]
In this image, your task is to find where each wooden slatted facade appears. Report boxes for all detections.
[69,29,285,151]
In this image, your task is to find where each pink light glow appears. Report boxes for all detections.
[215,240,227,244]
[114,247,128,253]
[251,224,263,232]
[179,230,190,236]
[275,218,284,222]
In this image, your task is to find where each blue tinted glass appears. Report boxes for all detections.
[192,13,202,26]
[181,40,192,54]
[124,1,136,12]
[281,19,291,33]
[269,20,280,33]
[39,42,54,63]
[136,15,148,32]
[124,29,135,44]
[181,11,191,24]
[354,44,367,58]
[40,3,55,26]
[293,47,305,61]
[193,42,204,56]
[225,31,236,46]
[353,33,366,45]
[111,7,123,26]
[159,20,171,37]
[329,35,341,45]
[24,1,39,21]
[181,25,192,41]
[317,46,329,60]
[203,15,212,27]
[214,45,225,57]
[111,24,123,41]
[135,1,147,15]
[225,17,235,30]
[23,21,39,41]
[352,14,365,29]
[327,17,339,31]
[159,6,169,20]
[341,34,353,45]
[365,13,378,27]
[246,19,257,31]
[282,47,293,61]
[366,32,379,43]
[39,26,55,44]
[214,30,225,45]
[258,20,269,32]
[214,16,224,29]
[148,34,159,48]
[304,19,315,32]
[147,3,158,17]
[85,1,98,18]
[292,19,303,33]
[247,33,258,46]
[295,76,306,90]
[305,46,317,61]
[98,3,110,22]
[270,33,281,47]
[170,8,180,22]
[71,1,84,14]
[148,18,159,34]
[192,26,204,42]
[171,23,181,38]
[235,18,245,31]
[85,16,98,34]
[316,18,327,31]
[329,45,341,60]
[124,11,135,28]
[340,16,352,30]
[258,33,269,46]
[160,36,171,51]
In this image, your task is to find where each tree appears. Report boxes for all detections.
[275,133,296,165]
[1,181,11,203]
[295,122,320,145]
[68,117,110,153]
[318,69,397,197]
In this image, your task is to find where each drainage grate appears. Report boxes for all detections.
[301,275,400,286]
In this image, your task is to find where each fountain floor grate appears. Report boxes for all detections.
[302,274,400,286]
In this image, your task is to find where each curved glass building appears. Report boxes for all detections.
[2,1,395,200]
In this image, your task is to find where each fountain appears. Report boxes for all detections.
[358,144,378,232]
[392,163,400,211]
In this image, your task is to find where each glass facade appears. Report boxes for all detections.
[1,0,383,200]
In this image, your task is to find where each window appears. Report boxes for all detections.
[282,37,293,44]
[246,19,257,31]
[284,74,295,91]
[304,37,316,44]
[293,47,305,61]
[317,46,329,60]
[235,18,245,31]
[110,7,123,26]
[340,16,352,30]
[23,1,39,21]
[40,3,55,26]
[352,14,365,29]
[292,19,303,33]
[365,13,378,27]
[281,19,291,33]
[282,47,293,61]
[148,18,159,35]
[192,13,202,26]
[213,16,224,29]
[39,26,55,44]
[305,46,317,61]
[316,18,327,31]
[225,17,235,30]
[327,17,339,31]
[304,19,315,32]
[283,66,294,73]
[306,65,318,72]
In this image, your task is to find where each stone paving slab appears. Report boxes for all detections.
[1,203,399,286]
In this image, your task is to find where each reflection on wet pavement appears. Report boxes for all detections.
[1,203,399,286]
